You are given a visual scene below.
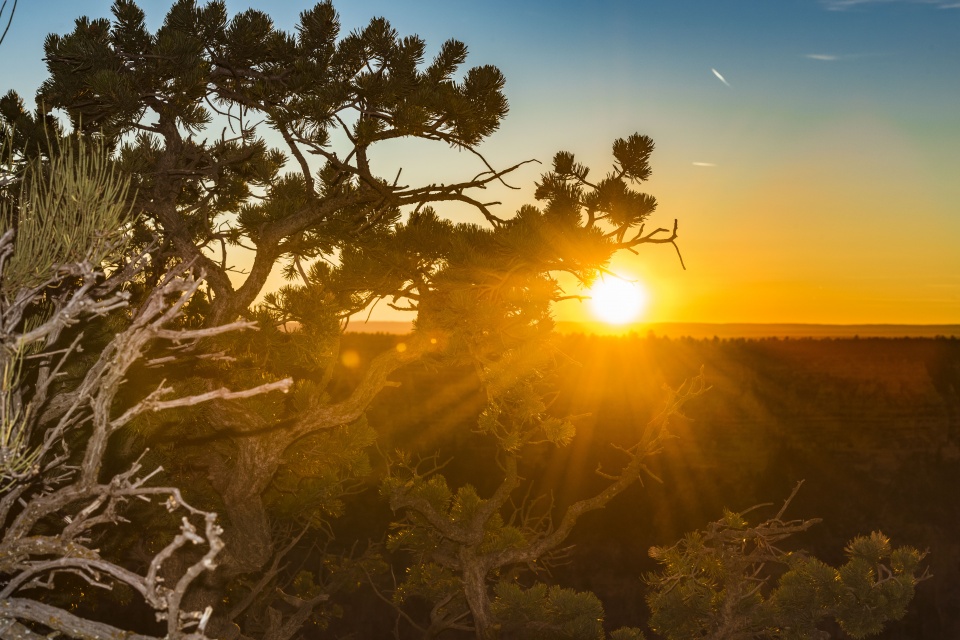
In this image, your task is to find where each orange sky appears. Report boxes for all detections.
[597,112,960,325]
[474,107,959,327]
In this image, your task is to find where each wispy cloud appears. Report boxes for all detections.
[692,162,716,167]
[805,53,840,61]
[823,0,960,10]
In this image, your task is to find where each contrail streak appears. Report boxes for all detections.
[711,68,731,87]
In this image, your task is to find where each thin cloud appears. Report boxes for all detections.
[692,162,716,167]
[711,68,731,87]
[823,0,960,10]
[803,52,886,61]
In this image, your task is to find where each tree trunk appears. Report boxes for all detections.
[460,554,498,640]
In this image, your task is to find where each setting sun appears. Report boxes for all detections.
[587,275,649,325]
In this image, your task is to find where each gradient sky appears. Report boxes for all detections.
[3,0,958,325]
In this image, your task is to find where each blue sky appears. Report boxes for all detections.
[2,0,958,324]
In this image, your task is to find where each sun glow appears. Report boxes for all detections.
[587,275,649,325]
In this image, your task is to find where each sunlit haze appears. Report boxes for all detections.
[5,0,958,326]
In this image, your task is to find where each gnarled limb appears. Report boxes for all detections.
[0,229,289,639]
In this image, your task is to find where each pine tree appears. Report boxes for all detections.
[3,4,684,635]
[645,484,926,640]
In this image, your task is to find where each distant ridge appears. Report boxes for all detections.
[344,321,959,338]
[344,321,414,334]
[557,322,960,339]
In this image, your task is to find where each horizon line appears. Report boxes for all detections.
[343,320,960,338]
